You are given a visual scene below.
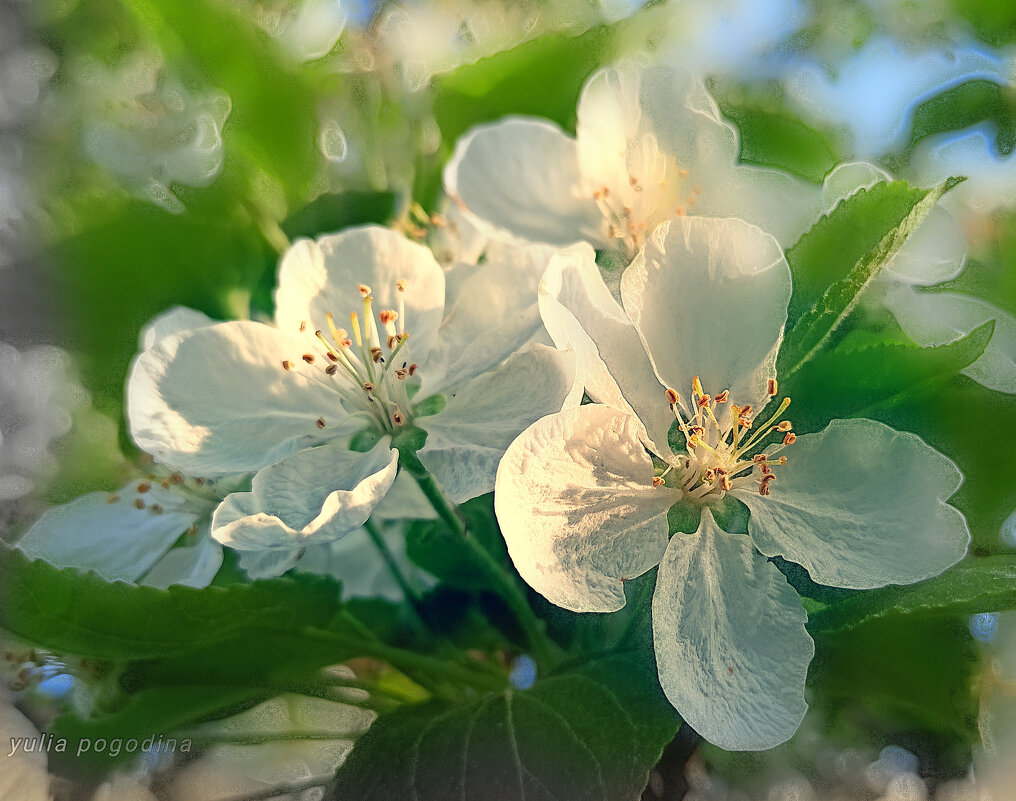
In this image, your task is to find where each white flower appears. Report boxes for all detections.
[17,309,228,588]
[166,690,372,801]
[495,215,970,749]
[254,0,347,63]
[445,61,820,260]
[128,225,575,557]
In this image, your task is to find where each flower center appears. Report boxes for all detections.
[281,279,420,435]
[590,133,701,259]
[654,376,796,504]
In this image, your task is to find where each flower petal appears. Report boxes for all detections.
[421,242,561,396]
[735,418,970,589]
[275,226,446,363]
[652,509,813,750]
[128,320,348,475]
[138,305,216,350]
[621,216,790,409]
[211,441,399,550]
[299,523,436,603]
[494,405,675,613]
[885,283,1016,394]
[16,482,204,582]
[539,246,675,458]
[443,117,603,247]
[142,527,223,589]
[419,344,576,503]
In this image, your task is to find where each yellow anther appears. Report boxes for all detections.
[776,421,792,432]
[783,432,797,445]
[396,279,407,292]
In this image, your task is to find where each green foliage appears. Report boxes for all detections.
[329,653,681,801]
[720,102,840,183]
[405,495,509,592]
[778,177,963,378]
[930,211,1016,319]
[785,320,994,434]
[122,0,320,202]
[808,555,1016,634]
[809,616,980,774]
[432,25,618,142]
[950,0,1016,46]
[0,545,343,660]
[907,79,1016,158]
[280,191,399,241]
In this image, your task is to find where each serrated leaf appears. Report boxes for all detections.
[0,545,342,659]
[328,653,681,801]
[778,177,963,378]
[785,320,994,434]
[807,555,1016,634]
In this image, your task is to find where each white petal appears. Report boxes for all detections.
[735,418,970,589]
[275,226,446,363]
[211,442,399,550]
[885,283,1016,394]
[421,242,560,395]
[299,524,436,603]
[16,482,204,582]
[443,117,603,247]
[419,344,576,503]
[621,216,790,410]
[539,246,675,458]
[494,405,675,613]
[652,509,813,750]
[142,529,223,589]
[575,65,642,202]
[237,547,303,580]
[138,305,216,351]
[127,321,348,475]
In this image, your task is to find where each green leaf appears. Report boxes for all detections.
[48,685,270,776]
[808,616,979,772]
[281,191,398,240]
[432,25,617,142]
[949,0,1016,46]
[907,79,1016,158]
[785,320,994,434]
[0,545,342,660]
[329,653,681,801]
[807,555,1016,634]
[719,103,839,183]
[123,0,319,201]
[778,177,963,378]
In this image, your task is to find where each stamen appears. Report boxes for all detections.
[358,284,371,298]
[302,354,315,364]
[665,388,680,405]
[767,378,778,396]
[396,279,407,336]
[282,360,292,371]
[316,418,326,429]
[776,421,792,432]
[783,433,797,445]
[714,390,729,404]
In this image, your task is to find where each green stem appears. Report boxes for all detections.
[303,624,508,694]
[185,730,367,746]
[399,452,555,672]
[363,518,508,683]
